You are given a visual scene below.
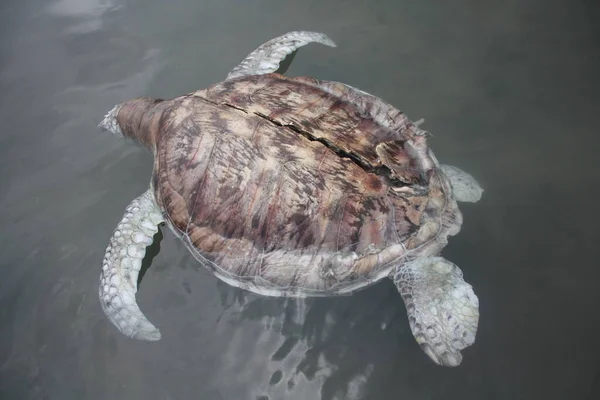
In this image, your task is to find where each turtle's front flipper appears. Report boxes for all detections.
[99,189,164,341]
[440,164,484,203]
[393,257,479,366]
[226,31,336,80]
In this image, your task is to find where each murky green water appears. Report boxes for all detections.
[1,0,599,399]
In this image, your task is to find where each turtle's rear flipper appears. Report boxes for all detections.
[226,31,336,80]
[393,257,479,366]
[440,164,484,203]
[99,189,164,341]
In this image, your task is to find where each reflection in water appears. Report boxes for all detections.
[212,281,394,400]
[56,47,166,124]
[47,0,120,33]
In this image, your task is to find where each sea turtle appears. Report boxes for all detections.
[98,31,483,367]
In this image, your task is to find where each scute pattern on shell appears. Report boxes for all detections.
[147,73,460,294]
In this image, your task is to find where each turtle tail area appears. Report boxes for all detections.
[99,189,164,341]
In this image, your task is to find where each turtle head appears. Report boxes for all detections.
[99,97,164,149]
[98,104,124,136]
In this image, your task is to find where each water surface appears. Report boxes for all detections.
[1,0,599,399]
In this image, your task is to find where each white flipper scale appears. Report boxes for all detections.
[394,257,479,367]
[99,189,164,340]
[440,164,484,203]
[226,31,336,80]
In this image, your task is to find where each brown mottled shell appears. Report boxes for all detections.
[151,73,460,295]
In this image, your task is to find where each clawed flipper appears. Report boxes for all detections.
[393,256,479,366]
[226,31,336,80]
[99,189,164,340]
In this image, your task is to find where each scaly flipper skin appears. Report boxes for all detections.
[440,164,484,203]
[99,189,164,340]
[226,31,336,80]
[393,257,479,366]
